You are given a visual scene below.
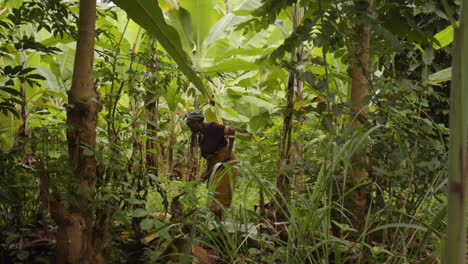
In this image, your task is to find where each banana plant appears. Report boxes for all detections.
[111,0,210,97]
[165,0,289,124]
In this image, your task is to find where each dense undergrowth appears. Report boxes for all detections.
[1,120,448,263]
[0,0,458,263]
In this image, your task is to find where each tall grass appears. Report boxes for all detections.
[141,124,447,264]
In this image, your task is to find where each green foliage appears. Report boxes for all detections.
[111,0,210,97]
[0,0,455,263]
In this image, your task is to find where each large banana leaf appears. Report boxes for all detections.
[167,0,227,67]
[178,0,220,51]
[112,0,209,96]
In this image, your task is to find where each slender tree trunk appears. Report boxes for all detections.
[275,73,295,219]
[11,50,28,230]
[445,3,468,262]
[39,1,111,263]
[292,44,305,192]
[275,4,304,219]
[15,50,27,153]
[346,0,373,233]
[168,113,176,177]
[146,95,159,176]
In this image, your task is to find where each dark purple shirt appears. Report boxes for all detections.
[198,122,227,158]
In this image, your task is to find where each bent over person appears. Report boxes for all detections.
[185,111,237,215]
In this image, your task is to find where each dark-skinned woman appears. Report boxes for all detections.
[185,111,237,217]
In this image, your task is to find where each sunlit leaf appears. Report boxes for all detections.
[112,0,209,96]
[432,24,455,50]
[428,67,451,83]
[202,58,257,73]
[159,0,179,11]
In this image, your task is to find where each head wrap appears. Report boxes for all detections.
[185,111,204,124]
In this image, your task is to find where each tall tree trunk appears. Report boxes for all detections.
[39,1,111,263]
[346,0,373,233]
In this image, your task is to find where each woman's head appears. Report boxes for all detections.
[185,111,204,133]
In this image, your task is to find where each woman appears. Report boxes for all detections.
[185,111,237,214]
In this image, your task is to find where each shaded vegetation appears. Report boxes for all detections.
[0,0,463,263]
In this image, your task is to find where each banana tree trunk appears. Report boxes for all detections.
[446,2,468,263]
[346,0,373,233]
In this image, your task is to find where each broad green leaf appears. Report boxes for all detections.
[41,45,75,84]
[167,7,194,55]
[220,94,276,120]
[112,0,209,96]
[220,107,249,122]
[215,47,276,62]
[249,112,272,132]
[179,0,221,49]
[204,106,222,123]
[41,35,74,47]
[0,113,14,151]
[202,13,241,54]
[127,197,145,205]
[204,38,231,59]
[231,0,262,16]
[232,70,259,87]
[429,67,451,83]
[35,66,59,92]
[202,58,257,73]
[432,24,455,50]
[162,82,181,112]
[239,95,276,112]
[132,208,148,218]
[4,0,22,8]
[140,218,154,230]
[159,0,179,11]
